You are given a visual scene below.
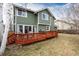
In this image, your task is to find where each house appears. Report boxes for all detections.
[9,4,56,34]
[55,20,76,30]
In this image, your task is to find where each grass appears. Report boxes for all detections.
[4,33,79,56]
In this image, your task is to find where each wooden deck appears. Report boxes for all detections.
[7,31,58,45]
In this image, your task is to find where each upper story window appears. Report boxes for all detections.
[42,13,48,20]
[17,9,27,17]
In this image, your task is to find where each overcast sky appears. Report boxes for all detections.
[27,3,67,19]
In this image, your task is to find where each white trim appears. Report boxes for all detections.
[17,24,35,26]
[42,13,49,21]
[15,8,17,34]
[16,9,27,18]
[37,13,39,32]
[49,17,52,31]
[49,26,50,31]
[23,25,33,33]
[38,13,50,26]
[46,26,50,31]
[23,25,24,33]
[17,24,23,33]
[39,23,50,25]
[16,15,27,18]
[50,17,52,26]
[33,25,37,33]
[36,8,54,18]
[17,24,35,34]
[38,13,39,24]
[37,24,39,32]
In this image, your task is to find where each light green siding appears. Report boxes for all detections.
[38,9,55,31]
[38,9,51,25]
[14,8,55,33]
[50,17,55,31]
[38,25,48,32]
[16,11,37,25]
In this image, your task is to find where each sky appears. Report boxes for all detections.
[27,3,66,11]
[27,3,67,19]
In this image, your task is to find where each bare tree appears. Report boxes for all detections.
[0,3,13,55]
[53,3,79,30]
[66,3,79,30]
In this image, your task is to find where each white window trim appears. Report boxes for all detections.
[42,13,49,20]
[24,25,33,33]
[17,24,23,33]
[17,24,34,34]
[50,17,52,26]
[16,9,27,17]
[46,26,50,31]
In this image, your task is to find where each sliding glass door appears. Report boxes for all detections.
[24,26,32,33]
[18,25,33,34]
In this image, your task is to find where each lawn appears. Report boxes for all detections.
[4,33,79,56]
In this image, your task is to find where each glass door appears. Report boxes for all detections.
[25,26,28,33]
[24,26,33,33]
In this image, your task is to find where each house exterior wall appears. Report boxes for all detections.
[50,17,55,31]
[55,21,72,30]
[38,9,55,32]
[14,8,38,33]
[38,25,48,32]
[14,7,55,33]
[38,9,51,25]
[16,10,37,25]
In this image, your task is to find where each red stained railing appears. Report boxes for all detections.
[7,32,16,44]
[8,31,58,45]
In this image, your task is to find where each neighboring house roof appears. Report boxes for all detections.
[13,4,56,19]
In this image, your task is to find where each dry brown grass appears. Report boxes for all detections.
[4,33,79,56]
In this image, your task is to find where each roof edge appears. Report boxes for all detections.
[13,4,36,13]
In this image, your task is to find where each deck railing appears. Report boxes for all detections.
[8,31,58,45]
[7,32,16,44]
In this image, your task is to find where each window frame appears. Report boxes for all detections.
[17,9,27,17]
[18,25,23,33]
[46,26,50,31]
[18,24,33,34]
[42,13,49,20]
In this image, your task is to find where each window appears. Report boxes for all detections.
[17,9,27,17]
[18,10,21,15]
[46,26,50,31]
[42,13,48,20]
[19,25,23,33]
[29,26,31,31]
